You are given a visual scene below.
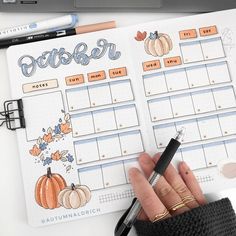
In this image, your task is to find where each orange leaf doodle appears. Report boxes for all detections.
[43,133,53,143]
[135,31,147,41]
[51,150,61,161]
[29,145,41,156]
[60,122,72,134]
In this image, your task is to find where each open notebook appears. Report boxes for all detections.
[5,9,236,226]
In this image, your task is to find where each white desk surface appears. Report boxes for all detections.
[0,11,236,236]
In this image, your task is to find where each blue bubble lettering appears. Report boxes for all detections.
[18,38,121,77]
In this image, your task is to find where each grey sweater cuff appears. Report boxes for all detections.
[134,198,236,236]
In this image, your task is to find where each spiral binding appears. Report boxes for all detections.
[0,99,25,130]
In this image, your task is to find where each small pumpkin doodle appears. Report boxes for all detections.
[35,167,67,209]
[58,183,91,209]
[144,31,173,57]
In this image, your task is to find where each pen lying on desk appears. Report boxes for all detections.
[114,127,186,236]
[0,21,116,49]
[0,14,79,40]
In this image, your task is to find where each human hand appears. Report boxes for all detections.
[129,153,207,222]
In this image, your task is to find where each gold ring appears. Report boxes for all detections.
[182,195,196,205]
[168,201,186,212]
[152,209,169,223]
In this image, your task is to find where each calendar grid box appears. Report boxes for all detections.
[110,79,135,104]
[66,79,134,112]
[66,86,91,112]
[102,161,127,188]
[88,83,112,107]
[74,130,144,165]
[200,37,225,60]
[180,41,204,64]
[165,68,189,92]
[164,139,236,171]
[71,111,95,137]
[148,97,174,121]
[143,72,168,96]
[180,36,225,64]
[71,104,139,137]
[78,159,140,191]
[225,139,236,159]
[142,61,232,98]
[186,64,210,88]
[148,86,236,122]
[97,134,122,160]
[153,139,233,171]
[153,111,236,148]
[78,165,105,190]
[93,108,117,133]
[203,141,228,167]
[181,145,207,170]
[218,112,236,136]
[114,104,139,129]
[206,61,232,85]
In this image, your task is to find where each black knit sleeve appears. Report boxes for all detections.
[134,198,236,236]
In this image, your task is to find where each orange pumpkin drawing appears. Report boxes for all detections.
[29,144,41,156]
[51,150,61,161]
[43,133,53,143]
[144,31,173,57]
[60,122,72,134]
[35,167,67,209]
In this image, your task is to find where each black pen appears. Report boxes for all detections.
[0,21,116,49]
[114,127,186,236]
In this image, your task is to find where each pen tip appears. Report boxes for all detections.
[179,126,186,134]
[175,127,186,142]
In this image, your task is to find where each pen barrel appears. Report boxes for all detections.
[0,15,78,40]
[0,29,76,49]
[154,138,181,175]
[123,199,142,226]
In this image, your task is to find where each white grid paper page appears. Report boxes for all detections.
[5,9,236,227]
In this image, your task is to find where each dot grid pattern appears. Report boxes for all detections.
[196,175,214,183]
[99,189,135,204]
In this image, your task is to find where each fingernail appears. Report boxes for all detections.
[153,153,161,162]
[179,161,191,174]
[139,154,150,164]
[128,167,138,176]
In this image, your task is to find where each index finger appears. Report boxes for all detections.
[129,167,170,221]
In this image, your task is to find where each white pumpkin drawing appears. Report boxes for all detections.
[58,183,91,209]
[144,31,173,57]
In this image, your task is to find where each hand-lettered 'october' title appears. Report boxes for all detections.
[18,39,121,77]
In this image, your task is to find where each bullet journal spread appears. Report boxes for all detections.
[6,9,236,226]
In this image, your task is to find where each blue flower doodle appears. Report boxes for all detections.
[39,142,48,151]
[67,154,74,163]
[54,124,61,134]
[43,157,52,166]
